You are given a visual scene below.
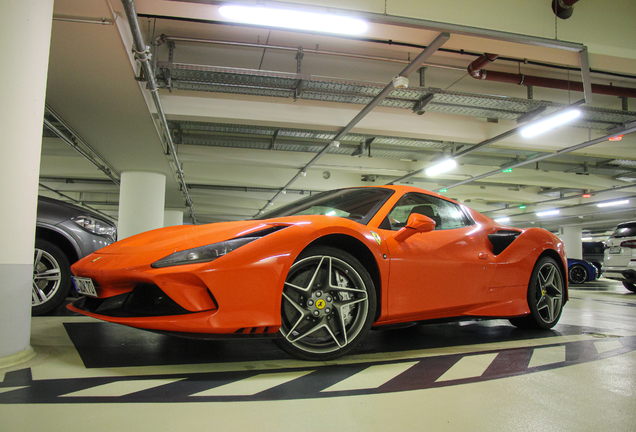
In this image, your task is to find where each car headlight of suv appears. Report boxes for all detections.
[72,216,117,241]
[151,237,258,268]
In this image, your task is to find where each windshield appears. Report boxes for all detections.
[256,188,394,225]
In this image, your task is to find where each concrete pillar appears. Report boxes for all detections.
[164,210,184,227]
[560,226,582,259]
[0,0,54,363]
[117,172,166,239]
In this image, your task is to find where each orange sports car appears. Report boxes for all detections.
[69,185,567,360]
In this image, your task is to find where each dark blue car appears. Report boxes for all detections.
[567,258,599,284]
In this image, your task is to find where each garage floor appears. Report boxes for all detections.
[2,279,635,431]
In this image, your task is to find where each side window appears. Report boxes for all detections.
[384,193,472,231]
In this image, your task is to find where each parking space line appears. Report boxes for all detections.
[322,362,418,392]
[528,346,566,368]
[60,378,184,397]
[191,370,313,397]
[436,353,498,382]
[593,339,624,354]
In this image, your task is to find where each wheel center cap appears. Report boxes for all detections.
[315,299,326,309]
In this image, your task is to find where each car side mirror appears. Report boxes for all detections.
[393,213,436,242]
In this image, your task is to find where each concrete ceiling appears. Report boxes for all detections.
[40,0,636,239]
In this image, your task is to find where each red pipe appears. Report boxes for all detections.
[467,53,636,99]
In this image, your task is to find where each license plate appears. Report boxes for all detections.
[609,246,621,254]
[72,277,98,297]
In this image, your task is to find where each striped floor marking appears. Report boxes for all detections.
[0,387,26,395]
[594,339,624,354]
[528,346,566,368]
[61,378,184,397]
[322,362,419,392]
[191,370,313,397]
[436,353,498,382]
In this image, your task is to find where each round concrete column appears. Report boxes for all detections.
[560,226,582,259]
[0,0,54,364]
[118,172,166,239]
[164,210,184,227]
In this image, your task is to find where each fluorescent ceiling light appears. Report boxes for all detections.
[494,217,510,223]
[581,237,593,241]
[218,5,368,35]
[520,109,581,138]
[597,199,629,208]
[425,158,457,176]
[536,209,560,217]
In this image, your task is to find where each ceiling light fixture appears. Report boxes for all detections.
[582,193,592,198]
[597,199,630,208]
[608,135,623,141]
[218,5,368,35]
[581,237,593,241]
[536,209,560,217]
[425,158,457,177]
[520,109,581,138]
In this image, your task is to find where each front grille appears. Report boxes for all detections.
[122,284,190,316]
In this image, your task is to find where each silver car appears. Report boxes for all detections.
[34,196,117,315]
[602,221,636,293]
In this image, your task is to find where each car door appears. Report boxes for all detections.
[379,193,496,322]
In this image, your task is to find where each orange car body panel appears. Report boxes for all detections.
[69,185,568,335]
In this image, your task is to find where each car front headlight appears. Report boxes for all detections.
[72,216,117,241]
[151,237,258,268]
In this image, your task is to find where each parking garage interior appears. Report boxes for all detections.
[1,0,636,430]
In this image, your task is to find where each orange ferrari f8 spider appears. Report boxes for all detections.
[70,185,568,360]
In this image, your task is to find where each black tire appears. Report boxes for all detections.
[623,281,636,293]
[275,246,377,361]
[509,256,565,330]
[32,239,71,316]
[568,264,587,284]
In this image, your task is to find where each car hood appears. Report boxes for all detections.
[94,217,320,257]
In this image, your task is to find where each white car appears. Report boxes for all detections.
[603,221,636,293]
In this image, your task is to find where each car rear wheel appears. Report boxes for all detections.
[32,239,71,316]
[568,264,588,284]
[509,256,564,330]
[275,246,376,361]
[623,281,636,293]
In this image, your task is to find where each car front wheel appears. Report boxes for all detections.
[275,246,376,361]
[510,256,565,330]
[568,264,588,284]
[32,239,71,315]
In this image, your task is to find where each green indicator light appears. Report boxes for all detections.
[439,188,447,193]
[502,168,513,173]
[519,205,526,209]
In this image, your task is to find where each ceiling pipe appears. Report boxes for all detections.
[468,53,636,99]
[552,0,579,19]
[121,0,197,224]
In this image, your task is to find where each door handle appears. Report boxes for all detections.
[479,253,489,260]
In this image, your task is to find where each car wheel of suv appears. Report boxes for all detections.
[623,281,636,293]
[32,239,71,316]
[275,246,376,361]
[509,256,565,330]
[568,264,588,284]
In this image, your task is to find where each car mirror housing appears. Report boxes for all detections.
[393,213,436,242]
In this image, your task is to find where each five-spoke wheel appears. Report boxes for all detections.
[510,256,564,329]
[32,239,71,315]
[275,246,376,361]
[568,264,588,284]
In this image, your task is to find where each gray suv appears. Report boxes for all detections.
[34,196,117,315]
[603,221,636,293]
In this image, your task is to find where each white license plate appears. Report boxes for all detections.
[72,277,98,297]
[609,246,621,254]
